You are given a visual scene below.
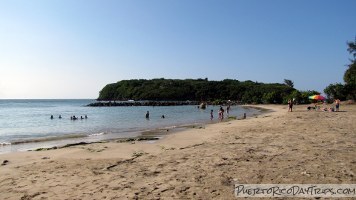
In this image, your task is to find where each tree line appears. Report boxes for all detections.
[98,78,319,104]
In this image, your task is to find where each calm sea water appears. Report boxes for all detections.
[0,99,259,153]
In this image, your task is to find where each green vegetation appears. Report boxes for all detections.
[324,38,356,100]
[283,79,294,88]
[98,78,300,104]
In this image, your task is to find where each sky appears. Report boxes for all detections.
[0,0,355,99]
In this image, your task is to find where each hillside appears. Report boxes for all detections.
[98,78,295,104]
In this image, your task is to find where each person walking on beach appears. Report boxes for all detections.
[210,110,213,120]
[145,111,150,119]
[288,99,293,112]
[335,99,340,112]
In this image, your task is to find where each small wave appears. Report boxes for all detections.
[0,142,11,146]
[88,132,106,137]
[9,134,85,145]
[160,125,177,130]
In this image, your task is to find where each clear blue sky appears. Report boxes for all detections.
[0,0,355,99]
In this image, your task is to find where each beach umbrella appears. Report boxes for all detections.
[309,95,325,101]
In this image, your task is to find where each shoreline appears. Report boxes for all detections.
[2,104,354,199]
[0,105,261,154]
[0,104,273,158]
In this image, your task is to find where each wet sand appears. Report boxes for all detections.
[0,104,355,199]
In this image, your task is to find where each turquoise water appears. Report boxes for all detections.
[0,99,259,153]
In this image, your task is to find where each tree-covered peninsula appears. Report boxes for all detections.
[97,78,314,104]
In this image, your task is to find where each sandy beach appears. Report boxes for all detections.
[1,104,355,199]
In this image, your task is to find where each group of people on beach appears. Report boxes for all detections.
[50,115,88,120]
[289,98,342,112]
[307,99,341,112]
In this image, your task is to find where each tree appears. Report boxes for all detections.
[344,39,356,99]
[284,79,294,88]
[347,37,356,59]
[344,62,356,86]
[288,90,302,104]
[324,83,347,100]
[262,92,278,104]
[345,38,356,85]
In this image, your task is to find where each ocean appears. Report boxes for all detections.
[0,99,259,153]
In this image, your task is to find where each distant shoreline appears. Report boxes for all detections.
[87,100,200,107]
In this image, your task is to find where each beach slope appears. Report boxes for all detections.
[1,105,355,199]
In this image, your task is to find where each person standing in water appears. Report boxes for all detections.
[210,110,214,120]
[219,106,224,121]
[145,111,150,119]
